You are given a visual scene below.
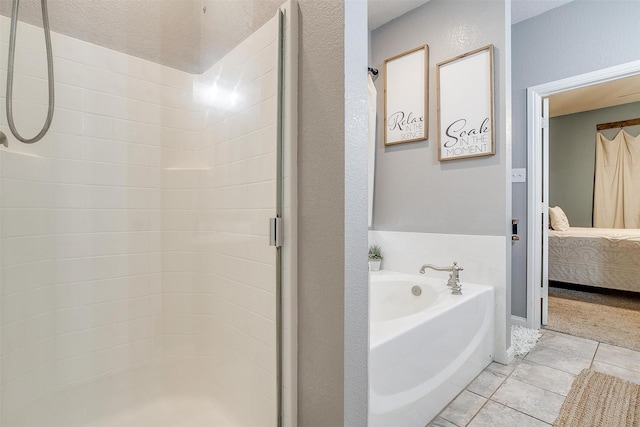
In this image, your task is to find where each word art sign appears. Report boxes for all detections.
[384,45,428,146]
[437,45,495,161]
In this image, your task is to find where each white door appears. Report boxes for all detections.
[540,97,550,326]
[529,93,549,329]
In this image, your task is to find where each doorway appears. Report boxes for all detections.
[526,59,640,330]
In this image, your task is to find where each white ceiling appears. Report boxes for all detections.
[549,75,640,117]
[368,0,575,30]
[510,0,574,25]
[368,0,432,30]
[0,0,281,74]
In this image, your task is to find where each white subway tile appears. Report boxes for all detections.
[53,209,88,233]
[54,183,85,209]
[53,158,84,184]
[245,181,277,210]
[162,334,196,356]
[162,293,194,315]
[54,84,84,114]
[1,234,54,267]
[1,287,54,328]
[162,251,197,274]
[53,32,88,63]
[5,100,49,132]
[1,208,53,238]
[84,90,118,117]
[54,233,84,259]
[55,306,90,335]
[55,330,91,361]
[112,118,163,146]
[83,136,128,164]
[52,108,84,136]
[1,337,55,384]
[83,113,113,139]
[1,260,55,296]
[247,287,276,321]
[1,312,55,355]
[247,313,275,348]
[51,134,85,161]
[1,151,51,182]
[54,57,85,87]
[128,188,161,209]
[2,362,56,413]
[55,282,88,309]
[54,258,84,285]
[162,271,196,294]
[12,47,48,80]
[83,186,127,209]
[7,73,49,105]
[84,66,119,95]
[54,353,93,386]
[0,41,7,71]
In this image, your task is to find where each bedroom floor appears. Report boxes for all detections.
[427,330,640,427]
[546,282,640,352]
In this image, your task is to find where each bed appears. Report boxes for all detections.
[548,227,640,293]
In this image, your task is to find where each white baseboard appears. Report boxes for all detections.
[510,315,528,328]
[493,345,514,365]
[506,345,515,362]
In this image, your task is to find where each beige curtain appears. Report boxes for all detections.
[593,130,640,228]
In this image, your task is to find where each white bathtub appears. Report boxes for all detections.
[369,270,494,427]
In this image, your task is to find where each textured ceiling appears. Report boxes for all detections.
[0,0,281,74]
[549,74,640,117]
[200,0,283,73]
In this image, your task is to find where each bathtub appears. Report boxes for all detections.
[369,270,494,427]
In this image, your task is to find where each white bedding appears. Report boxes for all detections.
[548,227,640,292]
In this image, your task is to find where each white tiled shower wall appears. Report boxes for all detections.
[0,11,280,426]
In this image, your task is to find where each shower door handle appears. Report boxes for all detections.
[269,217,283,247]
[512,219,520,241]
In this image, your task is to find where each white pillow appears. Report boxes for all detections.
[549,206,570,231]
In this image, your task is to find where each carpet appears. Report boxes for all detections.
[547,284,640,352]
[554,369,640,427]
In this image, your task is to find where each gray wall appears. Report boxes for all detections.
[298,1,345,423]
[511,0,640,317]
[370,0,508,237]
[549,102,640,227]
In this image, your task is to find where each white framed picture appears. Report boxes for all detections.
[384,45,428,146]
[437,45,494,161]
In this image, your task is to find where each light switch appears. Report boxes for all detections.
[511,168,526,183]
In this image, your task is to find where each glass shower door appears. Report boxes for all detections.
[0,4,284,426]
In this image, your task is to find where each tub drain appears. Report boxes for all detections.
[411,285,422,296]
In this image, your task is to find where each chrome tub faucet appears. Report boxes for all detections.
[419,262,464,295]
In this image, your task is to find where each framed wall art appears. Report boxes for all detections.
[437,45,494,161]
[384,45,428,146]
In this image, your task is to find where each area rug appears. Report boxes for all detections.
[554,369,640,427]
[511,325,541,356]
[547,285,640,352]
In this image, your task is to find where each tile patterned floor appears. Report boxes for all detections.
[428,330,640,427]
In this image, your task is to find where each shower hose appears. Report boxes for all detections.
[5,0,55,144]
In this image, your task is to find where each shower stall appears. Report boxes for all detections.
[0,0,297,425]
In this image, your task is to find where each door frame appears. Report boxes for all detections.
[525,59,640,329]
